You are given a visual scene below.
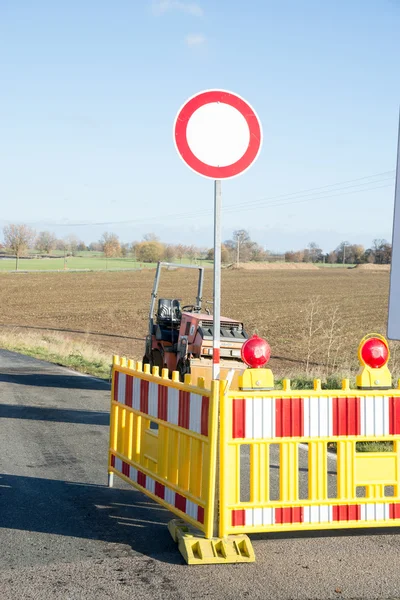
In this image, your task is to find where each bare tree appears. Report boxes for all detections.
[304,296,323,375]
[143,233,160,242]
[164,244,175,262]
[65,234,80,256]
[36,231,57,254]
[3,224,35,270]
[100,232,121,267]
[307,242,323,263]
[232,229,250,265]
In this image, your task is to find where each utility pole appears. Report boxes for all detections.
[343,244,347,265]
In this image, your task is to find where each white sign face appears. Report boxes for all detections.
[173,89,262,180]
[186,103,250,167]
[388,116,400,339]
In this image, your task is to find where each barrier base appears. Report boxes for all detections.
[167,519,255,565]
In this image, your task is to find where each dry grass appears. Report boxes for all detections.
[0,329,112,378]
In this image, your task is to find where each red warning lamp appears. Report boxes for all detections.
[356,333,391,389]
[241,335,271,369]
[360,337,389,369]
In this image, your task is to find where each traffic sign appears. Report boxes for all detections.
[388,115,400,339]
[173,89,262,180]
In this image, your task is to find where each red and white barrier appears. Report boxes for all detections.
[232,395,400,439]
[114,372,209,436]
[110,454,205,524]
[232,502,400,527]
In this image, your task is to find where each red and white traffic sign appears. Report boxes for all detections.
[173,89,262,180]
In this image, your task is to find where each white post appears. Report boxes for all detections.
[212,180,222,380]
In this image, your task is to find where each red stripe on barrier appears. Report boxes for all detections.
[178,391,190,429]
[158,385,168,421]
[137,471,146,488]
[110,454,115,467]
[389,503,400,519]
[140,380,149,414]
[332,398,360,436]
[389,397,400,435]
[213,348,220,363]
[201,396,209,436]
[114,371,119,401]
[125,375,133,407]
[275,398,304,437]
[232,509,245,526]
[332,505,361,521]
[232,399,246,438]
[175,493,187,513]
[122,461,130,477]
[275,507,304,524]
[155,482,165,500]
[197,506,205,524]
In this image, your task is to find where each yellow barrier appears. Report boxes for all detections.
[219,377,400,537]
[108,357,219,539]
[108,335,400,564]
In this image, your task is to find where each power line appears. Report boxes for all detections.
[25,169,395,228]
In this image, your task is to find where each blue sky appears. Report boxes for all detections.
[1,0,399,252]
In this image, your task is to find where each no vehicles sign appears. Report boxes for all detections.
[388,116,400,340]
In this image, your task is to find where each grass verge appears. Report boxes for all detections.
[0,330,112,379]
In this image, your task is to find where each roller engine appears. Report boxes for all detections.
[143,262,249,387]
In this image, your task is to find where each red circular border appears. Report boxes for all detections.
[174,90,262,179]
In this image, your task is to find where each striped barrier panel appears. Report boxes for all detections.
[219,378,400,537]
[108,357,219,539]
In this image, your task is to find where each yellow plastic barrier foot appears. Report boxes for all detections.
[167,519,255,565]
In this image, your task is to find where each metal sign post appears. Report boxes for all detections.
[173,89,262,381]
[212,180,222,379]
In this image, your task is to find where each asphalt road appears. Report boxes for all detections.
[2,350,400,599]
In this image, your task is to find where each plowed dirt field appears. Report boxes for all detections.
[0,267,394,376]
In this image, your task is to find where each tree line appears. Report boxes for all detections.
[0,224,392,268]
[284,239,392,265]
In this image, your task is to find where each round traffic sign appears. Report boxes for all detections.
[173,89,262,180]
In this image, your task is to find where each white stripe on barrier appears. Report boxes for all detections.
[303,396,333,438]
[360,396,389,436]
[303,505,333,523]
[115,457,123,472]
[186,500,198,519]
[245,398,254,439]
[118,373,126,405]
[360,503,390,521]
[148,382,158,417]
[133,378,141,411]
[245,397,275,439]
[164,487,176,506]
[244,507,275,526]
[129,466,138,482]
[168,388,179,425]
[146,476,156,495]
[262,507,275,525]
[189,393,202,434]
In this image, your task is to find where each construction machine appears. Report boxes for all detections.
[143,262,249,388]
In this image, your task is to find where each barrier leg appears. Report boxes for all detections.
[108,472,114,488]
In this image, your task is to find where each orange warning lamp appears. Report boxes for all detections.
[356,334,392,389]
[239,335,274,390]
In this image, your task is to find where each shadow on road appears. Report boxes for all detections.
[0,373,111,390]
[0,473,180,564]
[0,404,109,425]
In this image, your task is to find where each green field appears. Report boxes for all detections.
[0,254,212,271]
[0,256,153,271]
